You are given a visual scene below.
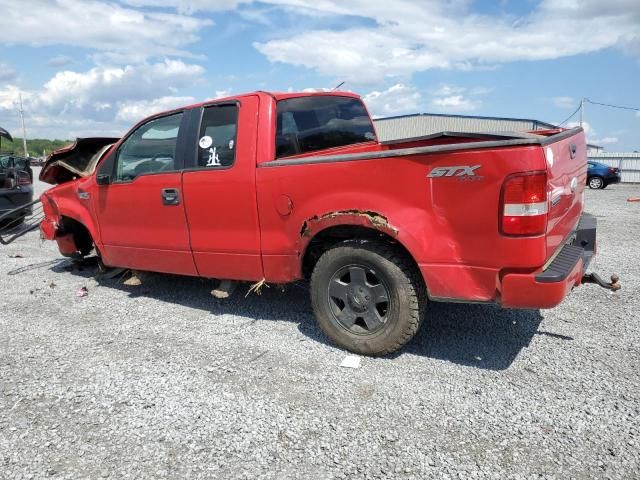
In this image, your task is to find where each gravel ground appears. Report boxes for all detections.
[1,175,639,479]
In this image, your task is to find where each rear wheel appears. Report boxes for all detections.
[310,240,426,356]
[588,176,604,189]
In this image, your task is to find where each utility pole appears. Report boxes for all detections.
[18,92,28,157]
[579,97,584,128]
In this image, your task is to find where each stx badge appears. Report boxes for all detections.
[427,165,481,178]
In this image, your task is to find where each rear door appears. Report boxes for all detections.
[93,111,197,275]
[182,96,263,281]
[544,130,588,257]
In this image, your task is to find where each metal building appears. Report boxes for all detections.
[588,152,640,183]
[373,113,556,142]
[587,144,604,154]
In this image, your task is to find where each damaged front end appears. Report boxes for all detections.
[40,137,118,185]
[35,137,117,254]
[39,193,94,257]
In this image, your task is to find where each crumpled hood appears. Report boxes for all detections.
[40,137,119,185]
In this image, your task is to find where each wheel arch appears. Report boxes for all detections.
[58,215,94,256]
[48,187,101,249]
[300,221,424,289]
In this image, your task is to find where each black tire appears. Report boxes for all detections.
[588,176,604,189]
[310,240,426,356]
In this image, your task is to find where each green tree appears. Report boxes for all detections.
[0,138,73,157]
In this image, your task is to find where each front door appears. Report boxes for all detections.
[94,111,197,275]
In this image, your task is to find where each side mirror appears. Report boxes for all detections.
[96,173,110,185]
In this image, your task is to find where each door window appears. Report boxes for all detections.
[114,112,183,182]
[197,104,238,168]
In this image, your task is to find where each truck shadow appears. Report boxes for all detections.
[52,261,545,371]
[401,302,544,370]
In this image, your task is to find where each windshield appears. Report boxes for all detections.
[275,96,376,158]
[0,155,28,171]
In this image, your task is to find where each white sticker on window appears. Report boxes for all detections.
[206,147,221,167]
[199,135,213,149]
[228,139,235,150]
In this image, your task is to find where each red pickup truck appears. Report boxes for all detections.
[39,91,614,355]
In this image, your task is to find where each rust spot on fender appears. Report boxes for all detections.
[300,210,398,237]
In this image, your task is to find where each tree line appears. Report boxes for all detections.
[0,138,72,158]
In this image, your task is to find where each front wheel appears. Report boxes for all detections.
[588,176,604,189]
[310,241,426,356]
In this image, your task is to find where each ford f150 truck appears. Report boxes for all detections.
[38,91,618,355]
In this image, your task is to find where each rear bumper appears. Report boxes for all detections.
[606,174,621,184]
[500,213,596,309]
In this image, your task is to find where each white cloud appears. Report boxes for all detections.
[0,60,205,138]
[363,82,489,117]
[427,84,487,112]
[567,121,591,134]
[214,89,233,98]
[591,137,619,145]
[552,96,576,109]
[122,0,248,13]
[0,85,21,112]
[432,84,465,97]
[363,84,421,117]
[566,121,618,146]
[0,0,212,61]
[254,27,450,84]
[252,0,640,83]
[468,86,493,96]
[430,95,479,112]
[116,96,196,123]
[37,60,203,113]
[5,0,637,83]
[0,64,17,83]
[46,55,75,68]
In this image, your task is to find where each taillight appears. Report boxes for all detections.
[17,171,31,186]
[500,172,548,236]
[608,167,617,173]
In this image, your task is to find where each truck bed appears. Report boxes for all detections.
[257,126,586,304]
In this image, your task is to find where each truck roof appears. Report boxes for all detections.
[169,90,362,115]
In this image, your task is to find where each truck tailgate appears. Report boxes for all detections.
[544,129,587,259]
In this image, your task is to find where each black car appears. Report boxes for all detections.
[0,154,34,226]
[587,161,622,189]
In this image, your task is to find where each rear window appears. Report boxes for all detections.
[275,96,376,158]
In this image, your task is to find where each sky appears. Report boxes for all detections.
[0,0,639,151]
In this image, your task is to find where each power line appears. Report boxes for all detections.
[585,98,640,112]
[557,103,582,127]
[556,97,640,129]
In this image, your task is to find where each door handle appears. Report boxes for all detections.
[161,188,180,206]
